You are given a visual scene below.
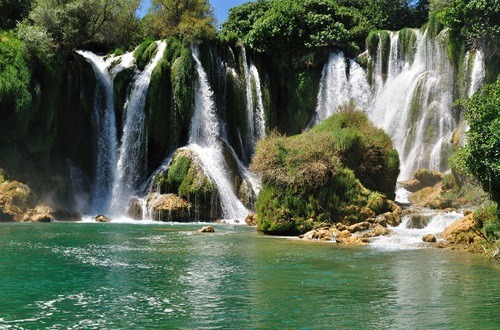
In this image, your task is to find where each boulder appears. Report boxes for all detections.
[408,214,432,229]
[95,214,110,223]
[0,180,38,222]
[304,227,336,241]
[245,213,258,226]
[422,234,437,243]
[147,193,192,222]
[441,214,477,244]
[127,197,144,220]
[375,211,401,227]
[402,169,444,192]
[198,226,215,233]
[348,221,370,233]
[364,224,392,238]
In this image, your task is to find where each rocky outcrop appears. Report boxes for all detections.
[0,178,55,222]
[441,214,478,244]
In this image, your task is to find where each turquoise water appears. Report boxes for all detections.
[0,222,499,329]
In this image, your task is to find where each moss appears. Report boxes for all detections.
[367,192,390,215]
[399,28,418,64]
[366,30,379,57]
[171,47,195,141]
[113,67,134,136]
[166,154,191,191]
[133,39,157,71]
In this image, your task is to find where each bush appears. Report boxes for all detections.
[251,110,399,235]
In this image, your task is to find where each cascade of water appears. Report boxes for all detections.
[313,52,372,125]
[241,47,266,155]
[250,64,266,141]
[67,160,91,213]
[189,45,249,220]
[369,29,456,180]
[109,41,167,215]
[468,49,485,97]
[76,51,119,213]
[313,52,350,124]
[370,211,463,250]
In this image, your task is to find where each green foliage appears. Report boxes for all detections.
[0,31,35,141]
[461,78,500,211]
[474,202,500,241]
[251,110,399,235]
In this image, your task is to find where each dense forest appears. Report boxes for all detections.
[0,0,499,247]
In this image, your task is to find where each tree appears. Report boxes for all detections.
[462,78,500,217]
[23,0,141,51]
[147,0,216,41]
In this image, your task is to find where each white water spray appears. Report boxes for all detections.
[189,45,249,220]
[110,41,167,215]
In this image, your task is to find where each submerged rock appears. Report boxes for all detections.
[198,226,215,233]
[422,234,437,243]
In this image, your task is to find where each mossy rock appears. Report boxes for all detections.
[152,148,221,221]
[134,39,157,71]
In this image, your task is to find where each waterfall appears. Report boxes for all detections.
[370,29,456,179]
[76,51,119,213]
[313,28,486,181]
[241,47,266,155]
[370,211,463,250]
[189,45,249,220]
[468,49,485,97]
[313,52,372,125]
[110,41,167,215]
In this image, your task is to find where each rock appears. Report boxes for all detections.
[198,226,215,233]
[348,221,370,233]
[373,224,391,236]
[414,169,444,187]
[422,234,437,242]
[52,209,82,221]
[0,180,38,222]
[402,169,444,192]
[463,210,472,216]
[22,204,54,222]
[95,214,109,222]
[146,193,191,222]
[441,214,477,244]
[408,214,432,229]
[375,211,401,227]
[302,228,337,241]
[127,197,144,220]
[245,213,258,226]
[215,219,227,224]
[364,224,392,238]
[336,233,368,246]
[336,223,348,231]
[360,207,376,220]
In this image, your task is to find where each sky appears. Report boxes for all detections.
[137,0,254,28]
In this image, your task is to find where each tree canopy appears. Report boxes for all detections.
[146,0,216,41]
[220,0,428,54]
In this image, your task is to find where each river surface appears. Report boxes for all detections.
[0,222,499,329]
